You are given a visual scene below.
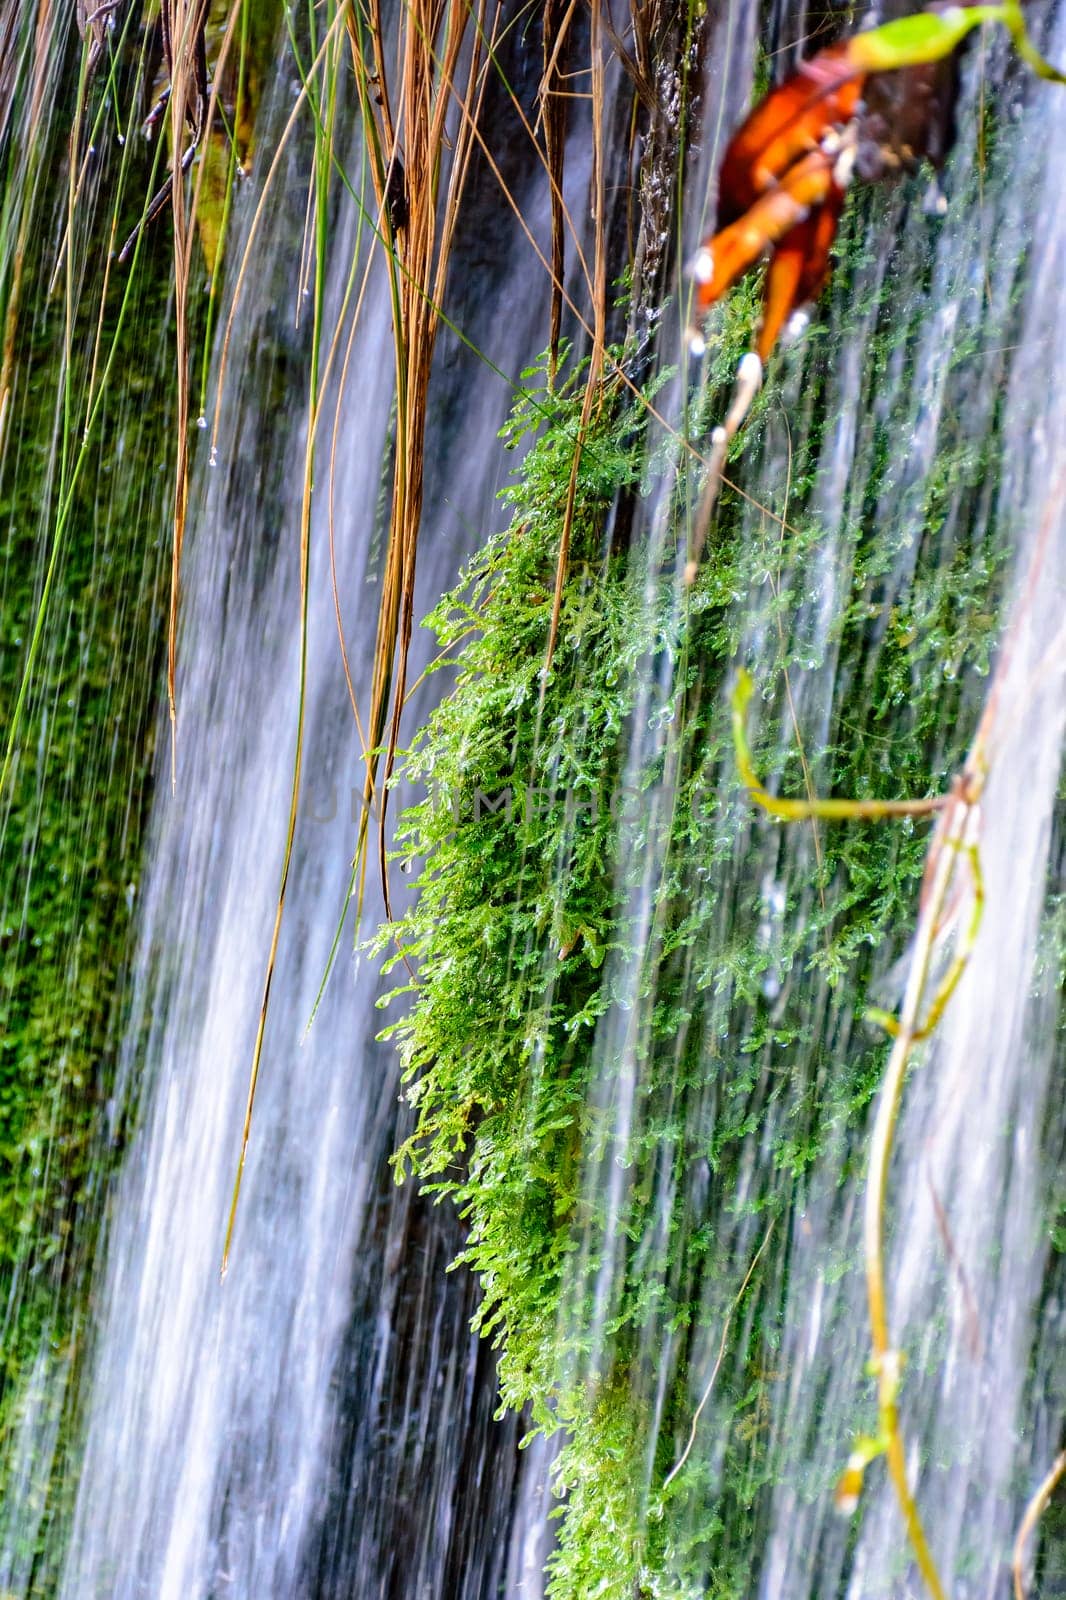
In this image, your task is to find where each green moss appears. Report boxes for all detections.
[0,93,177,1598]
[375,131,1024,1590]
[0,1,296,1576]
[374,352,664,1421]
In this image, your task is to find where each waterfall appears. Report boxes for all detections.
[1,0,1062,1595]
[518,4,1066,1595]
[760,17,1066,1589]
[50,31,597,1599]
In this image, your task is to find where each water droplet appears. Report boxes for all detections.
[691,246,714,285]
[209,447,218,468]
[785,309,810,344]
[197,415,207,430]
[117,133,125,146]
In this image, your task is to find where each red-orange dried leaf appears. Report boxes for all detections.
[717,44,865,219]
[695,149,835,314]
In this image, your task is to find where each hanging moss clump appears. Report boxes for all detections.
[373,149,1023,1591]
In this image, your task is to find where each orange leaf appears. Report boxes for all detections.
[717,45,864,220]
[694,150,835,314]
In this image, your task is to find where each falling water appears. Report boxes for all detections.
[758,12,1066,1595]
[48,28,601,1600]
[3,0,1064,1595]
[528,2,1066,1595]
[758,75,1065,1600]
[0,7,174,1585]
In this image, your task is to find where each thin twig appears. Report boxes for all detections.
[544,0,607,676]
[662,1219,775,1491]
[925,1175,982,1360]
[765,407,827,925]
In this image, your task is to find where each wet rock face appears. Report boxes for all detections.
[295,1141,522,1600]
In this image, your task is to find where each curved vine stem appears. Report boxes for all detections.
[662,1219,776,1493]
[731,668,948,823]
[1013,1450,1066,1600]
[732,669,992,1599]
[860,799,973,1600]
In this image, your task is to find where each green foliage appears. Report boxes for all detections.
[374,144,1024,1592]
[547,1386,646,1598]
[374,352,664,1419]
